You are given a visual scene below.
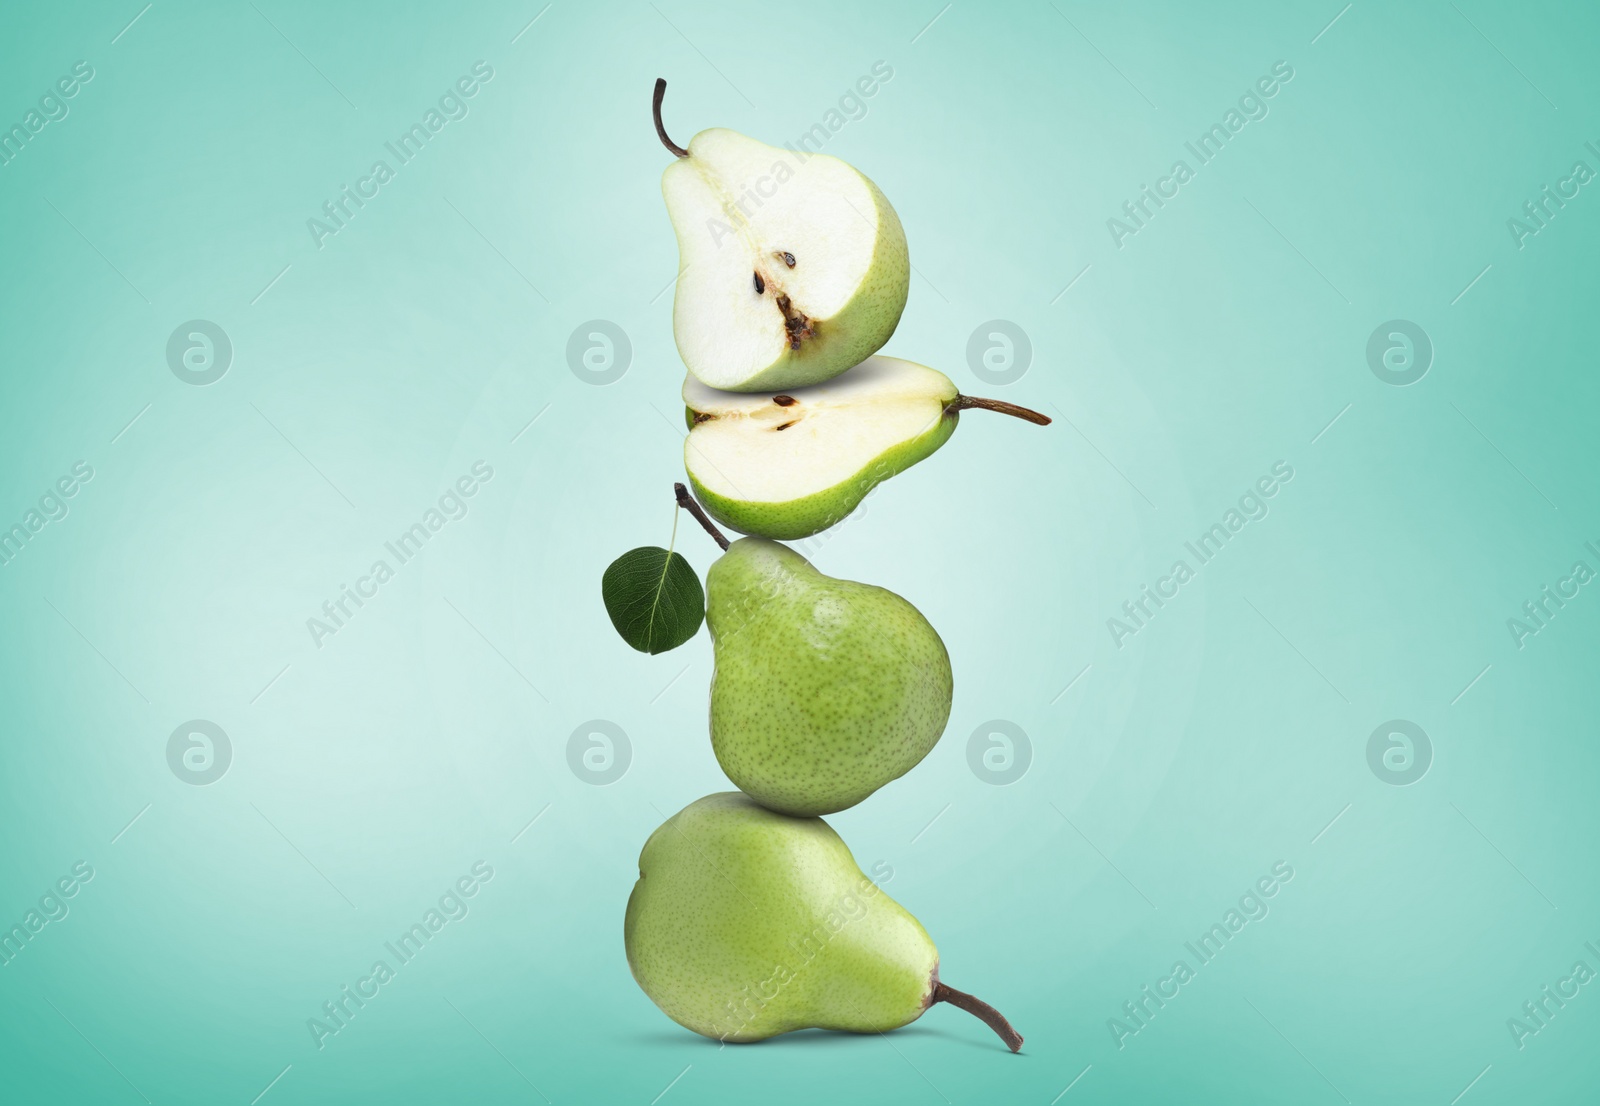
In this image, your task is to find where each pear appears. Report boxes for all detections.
[706,537,951,816]
[654,79,909,392]
[625,792,1023,1050]
[684,356,1051,540]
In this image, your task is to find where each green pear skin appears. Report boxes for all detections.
[664,133,909,392]
[685,368,957,540]
[688,424,952,541]
[683,357,1050,541]
[707,539,952,816]
[654,80,910,393]
[625,792,937,1043]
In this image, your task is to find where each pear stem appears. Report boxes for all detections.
[675,483,729,551]
[950,395,1052,426]
[653,78,690,159]
[933,982,1024,1053]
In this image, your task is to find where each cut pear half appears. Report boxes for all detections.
[684,356,1051,540]
[655,80,909,392]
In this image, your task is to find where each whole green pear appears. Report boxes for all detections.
[707,539,952,816]
[624,792,1022,1050]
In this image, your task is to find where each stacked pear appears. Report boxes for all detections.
[626,793,1021,1049]
[655,81,909,392]
[684,357,1050,540]
[626,793,936,1042]
[623,81,1033,1054]
[706,538,951,815]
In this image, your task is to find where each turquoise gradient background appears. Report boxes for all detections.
[3,1,1598,1103]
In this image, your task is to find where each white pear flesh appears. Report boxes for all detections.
[663,129,909,392]
[683,356,959,539]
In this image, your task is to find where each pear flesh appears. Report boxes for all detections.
[684,355,957,539]
[707,538,952,816]
[661,124,909,392]
[626,792,1023,1051]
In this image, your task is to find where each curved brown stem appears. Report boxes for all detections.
[949,395,1052,425]
[653,79,689,158]
[933,982,1023,1052]
[675,483,729,550]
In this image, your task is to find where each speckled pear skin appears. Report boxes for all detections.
[624,792,937,1042]
[707,539,953,816]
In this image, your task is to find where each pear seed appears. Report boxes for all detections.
[753,272,765,294]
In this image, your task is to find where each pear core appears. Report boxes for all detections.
[658,98,910,393]
[684,357,959,538]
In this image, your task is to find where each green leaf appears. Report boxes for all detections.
[601,546,705,654]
